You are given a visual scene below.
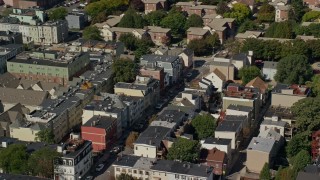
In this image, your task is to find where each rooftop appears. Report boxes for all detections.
[227,104,253,112]
[83,115,116,129]
[200,148,225,162]
[264,106,294,120]
[203,137,232,145]
[84,98,124,114]
[61,138,92,158]
[141,54,180,63]
[224,115,248,122]
[263,61,278,69]
[258,129,282,142]
[261,119,287,127]
[187,27,209,36]
[247,137,275,153]
[272,83,310,96]
[216,120,242,132]
[135,126,171,147]
[0,87,48,106]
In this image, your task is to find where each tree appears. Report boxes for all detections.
[275,166,294,180]
[280,39,310,59]
[292,150,311,174]
[238,66,262,84]
[117,173,136,180]
[286,132,310,158]
[257,3,275,23]
[223,39,242,55]
[238,20,262,33]
[216,1,230,15]
[125,131,139,149]
[265,21,296,39]
[291,97,320,132]
[28,148,61,178]
[302,11,320,22]
[295,23,320,38]
[145,10,167,26]
[112,58,137,83]
[275,55,313,84]
[83,26,103,40]
[306,39,320,60]
[259,163,271,180]
[187,39,211,56]
[224,3,251,24]
[119,33,139,51]
[118,9,146,28]
[191,113,216,139]
[205,33,221,50]
[291,0,308,22]
[130,0,144,12]
[185,14,203,29]
[85,1,107,17]
[201,0,220,5]
[307,75,320,97]
[0,144,29,174]
[160,7,187,36]
[35,129,55,144]
[167,138,200,163]
[91,11,109,24]
[48,7,68,21]
[134,40,151,60]
[275,166,283,180]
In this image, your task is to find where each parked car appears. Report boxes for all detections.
[186,72,192,77]
[85,176,93,180]
[96,164,104,172]
[155,103,163,110]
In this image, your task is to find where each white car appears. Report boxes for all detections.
[96,164,104,172]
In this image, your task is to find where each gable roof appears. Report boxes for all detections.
[0,87,49,106]
[147,26,171,33]
[187,27,209,36]
[213,68,226,81]
[245,77,267,93]
[237,0,255,6]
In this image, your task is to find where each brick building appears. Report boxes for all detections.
[81,115,117,152]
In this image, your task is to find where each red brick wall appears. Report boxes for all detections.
[140,68,165,92]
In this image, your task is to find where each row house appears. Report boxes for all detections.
[203,18,236,43]
[186,27,211,44]
[147,26,171,46]
[143,0,168,14]
[154,46,194,68]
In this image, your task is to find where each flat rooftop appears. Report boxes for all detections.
[83,115,116,129]
[247,137,275,153]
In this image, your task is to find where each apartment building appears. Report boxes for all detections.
[0,17,68,45]
[113,155,215,180]
[140,54,183,85]
[7,51,90,86]
[54,134,93,180]
[143,0,168,14]
[0,30,23,44]
[186,27,210,44]
[9,8,46,25]
[154,46,194,68]
[66,12,88,30]
[0,44,24,74]
[81,115,117,152]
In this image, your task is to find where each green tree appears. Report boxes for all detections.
[84,1,107,17]
[238,66,262,84]
[112,58,137,83]
[48,7,68,21]
[117,173,136,180]
[145,10,167,26]
[167,138,200,163]
[302,11,320,22]
[291,97,320,132]
[265,21,296,39]
[280,39,310,59]
[306,39,320,60]
[185,14,203,29]
[276,167,294,180]
[216,1,230,15]
[0,144,29,174]
[91,11,109,24]
[275,166,283,180]
[295,23,320,38]
[291,0,308,22]
[223,39,242,55]
[205,33,221,50]
[119,33,139,51]
[307,75,320,97]
[238,20,261,33]
[130,0,144,12]
[134,40,151,60]
[286,132,310,158]
[28,148,61,178]
[292,150,311,175]
[191,113,216,139]
[224,3,251,24]
[83,26,103,40]
[187,39,211,56]
[118,8,146,28]
[260,163,271,180]
[274,55,313,84]
[35,129,55,144]
[160,7,187,36]
[257,3,275,23]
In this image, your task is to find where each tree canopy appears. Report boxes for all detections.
[85,0,129,18]
[185,14,203,29]
[160,7,187,36]
[216,1,230,15]
[307,75,320,97]
[125,131,139,149]
[286,132,310,158]
[145,10,167,26]
[291,0,308,22]
[295,23,320,38]
[118,9,146,28]
[0,144,29,174]
[187,33,220,56]
[167,138,200,163]
[28,147,61,178]
[257,3,275,23]
[48,7,68,21]
[265,21,296,39]
[292,150,311,174]
[130,0,144,12]
[302,11,320,22]
[119,33,139,51]
[259,163,271,180]
[112,58,137,83]
[35,129,55,144]
[291,97,320,132]
[83,26,103,40]
[274,55,313,84]
[238,20,263,33]
[238,66,262,84]
[224,3,251,24]
[191,113,216,139]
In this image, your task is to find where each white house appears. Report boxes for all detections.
[200,137,232,159]
[199,68,226,92]
[260,116,287,137]
[263,61,278,81]
[215,120,243,149]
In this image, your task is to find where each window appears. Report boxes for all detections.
[139,171,143,174]
[116,168,120,172]
[175,174,179,178]
[133,170,137,174]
